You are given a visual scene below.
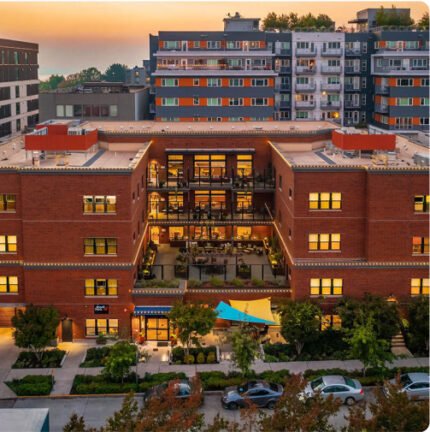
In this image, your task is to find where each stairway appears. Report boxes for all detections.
[391,332,413,357]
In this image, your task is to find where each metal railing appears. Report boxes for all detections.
[321,48,343,56]
[295,83,316,92]
[345,48,361,56]
[321,65,342,74]
[344,100,360,108]
[296,48,317,56]
[321,83,342,91]
[295,66,316,74]
[344,83,360,91]
[375,85,389,94]
[344,66,360,74]
[320,101,342,109]
[295,101,316,109]
[374,103,389,113]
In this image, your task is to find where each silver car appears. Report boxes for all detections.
[303,375,364,405]
[384,373,430,400]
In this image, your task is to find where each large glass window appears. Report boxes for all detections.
[236,192,252,211]
[414,195,429,212]
[309,234,341,251]
[85,318,118,336]
[0,235,17,252]
[168,192,183,211]
[309,193,341,210]
[195,190,225,211]
[411,278,429,296]
[310,279,343,296]
[412,237,429,255]
[83,196,116,213]
[167,155,183,178]
[161,98,178,106]
[236,226,252,240]
[84,238,117,255]
[194,154,225,179]
[0,194,16,212]
[169,227,184,240]
[85,279,118,296]
[237,155,252,176]
[0,276,18,293]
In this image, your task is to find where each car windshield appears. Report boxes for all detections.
[344,377,356,388]
[400,375,412,387]
[311,378,324,391]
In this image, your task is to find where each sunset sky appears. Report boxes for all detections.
[0,1,427,79]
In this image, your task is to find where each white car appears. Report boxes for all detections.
[384,373,430,400]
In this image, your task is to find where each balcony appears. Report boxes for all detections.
[321,65,342,74]
[275,66,291,74]
[295,83,316,92]
[295,66,316,74]
[344,83,360,92]
[375,85,389,95]
[279,101,291,109]
[295,101,316,109]
[156,64,273,71]
[321,83,342,91]
[345,47,361,56]
[373,66,429,76]
[320,101,342,110]
[296,48,317,56]
[275,48,291,56]
[149,103,155,114]
[321,48,343,57]
[374,103,389,113]
[344,100,360,108]
[275,83,290,91]
[344,66,360,74]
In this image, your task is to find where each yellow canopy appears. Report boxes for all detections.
[229,298,280,326]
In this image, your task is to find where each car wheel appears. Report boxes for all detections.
[266,400,276,409]
[228,402,238,410]
[345,397,355,406]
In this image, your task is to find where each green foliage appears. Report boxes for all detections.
[229,322,262,377]
[136,278,180,288]
[184,354,195,364]
[39,74,65,91]
[12,349,65,369]
[251,278,265,287]
[96,333,107,345]
[63,413,86,432]
[343,310,394,376]
[12,304,60,363]
[262,11,334,31]
[206,351,216,364]
[138,372,187,392]
[170,345,217,364]
[406,296,429,355]
[167,301,217,354]
[196,352,205,364]
[375,6,414,27]
[279,300,322,355]
[230,278,244,287]
[336,294,399,341]
[187,278,203,288]
[6,375,53,396]
[103,341,137,383]
[103,63,128,82]
[418,11,429,29]
[79,346,112,367]
[210,276,223,286]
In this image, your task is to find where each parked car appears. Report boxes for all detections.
[383,373,430,400]
[302,375,364,405]
[221,380,283,410]
[144,379,203,404]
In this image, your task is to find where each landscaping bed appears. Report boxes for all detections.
[71,372,187,395]
[80,346,139,368]
[171,346,217,365]
[12,349,66,369]
[187,277,285,289]
[6,375,53,396]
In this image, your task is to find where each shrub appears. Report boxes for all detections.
[7,375,53,396]
[196,352,205,364]
[187,279,203,288]
[12,349,66,369]
[184,354,195,364]
[80,346,111,367]
[206,351,216,364]
[230,278,244,287]
[210,276,223,287]
[171,346,217,364]
[96,333,107,345]
[251,278,265,287]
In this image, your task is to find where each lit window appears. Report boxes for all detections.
[0,194,16,212]
[412,237,429,255]
[310,278,343,296]
[414,195,429,212]
[411,278,429,296]
[321,314,342,330]
[309,233,341,251]
[0,235,17,252]
[309,193,341,210]
[85,279,118,296]
[84,238,117,255]
[0,276,18,293]
[83,196,116,213]
[85,318,118,336]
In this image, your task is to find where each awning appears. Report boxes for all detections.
[215,301,277,325]
[134,306,172,316]
[230,298,280,326]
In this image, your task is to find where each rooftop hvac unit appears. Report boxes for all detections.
[414,153,430,167]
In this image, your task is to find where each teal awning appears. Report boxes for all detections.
[215,301,276,325]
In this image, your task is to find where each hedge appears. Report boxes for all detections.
[12,350,66,369]
[171,346,217,364]
[6,375,53,396]
[80,346,112,368]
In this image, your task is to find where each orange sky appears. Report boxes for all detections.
[0,1,427,78]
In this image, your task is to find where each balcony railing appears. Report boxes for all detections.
[373,66,429,75]
[156,64,273,71]
[345,48,361,56]
[275,48,291,56]
[321,48,343,56]
[320,101,342,109]
[295,66,316,74]
[295,83,316,92]
[321,83,342,91]
[344,83,360,91]
[374,103,389,113]
[296,48,317,56]
[275,83,290,91]
[295,101,316,109]
[344,66,360,74]
[344,100,361,108]
[275,66,291,74]
[321,65,342,74]
[375,85,389,95]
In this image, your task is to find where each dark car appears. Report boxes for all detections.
[221,380,283,410]
[144,379,203,404]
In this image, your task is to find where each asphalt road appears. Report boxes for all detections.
[7,390,376,432]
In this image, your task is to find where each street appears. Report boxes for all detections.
[7,390,376,432]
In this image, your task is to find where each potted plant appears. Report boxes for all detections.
[170,335,177,347]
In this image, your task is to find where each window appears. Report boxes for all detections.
[193,78,199,86]
[396,78,413,87]
[310,279,343,296]
[309,193,341,210]
[296,42,309,49]
[413,59,427,68]
[56,105,64,117]
[361,94,366,105]
[251,98,268,106]
[193,97,199,106]
[420,98,429,106]
[85,319,118,336]
[278,175,282,189]
[229,98,243,106]
[207,78,221,87]
[164,41,180,49]
[0,194,16,212]
[109,105,118,117]
[161,78,178,87]
[207,41,220,49]
[0,276,18,293]
[420,118,429,125]
[251,78,268,87]
[411,278,429,296]
[421,78,429,86]
[226,41,240,49]
[361,77,367,89]
[309,234,341,251]
[193,41,199,48]
[207,98,221,106]
[405,41,419,49]
[83,196,116,213]
[237,154,252,176]
[396,98,413,106]
[161,98,178,106]
[229,78,243,87]
[361,60,367,71]
[414,195,429,212]
[362,42,367,53]
[84,238,117,255]
[412,237,429,255]
[236,192,252,211]
[0,235,17,252]
[249,41,260,49]
[321,315,342,330]
[85,279,118,296]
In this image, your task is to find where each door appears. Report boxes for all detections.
[146,317,169,340]
[62,319,73,342]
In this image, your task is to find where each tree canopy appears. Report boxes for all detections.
[375,6,414,27]
[417,11,429,29]
[102,341,137,383]
[103,63,128,82]
[262,12,334,31]
[406,296,429,355]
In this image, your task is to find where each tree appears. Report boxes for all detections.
[406,296,429,354]
[103,63,128,82]
[228,322,261,377]
[343,310,393,376]
[375,6,414,27]
[102,341,137,383]
[279,300,322,356]
[39,74,65,92]
[80,67,102,82]
[63,413,87,432]
[11,304,60,364]
[336,294,399,342]
[259,374,342,432]
[344,376,429,432]
[418,11,429,29]
[262,12,278,31]
[103,392,138,431]
[167,301,217,355]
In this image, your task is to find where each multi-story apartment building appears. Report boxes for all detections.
[0,38,39,139]
[150,10,429,131]
[0,120,428,340]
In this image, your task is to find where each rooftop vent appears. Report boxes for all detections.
[414,152,430,167]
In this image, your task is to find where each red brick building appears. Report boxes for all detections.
[0,120,428,340]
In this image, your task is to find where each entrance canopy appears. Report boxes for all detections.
[230,298,280,326]
[215,300,278,325]
[134,306,172,316]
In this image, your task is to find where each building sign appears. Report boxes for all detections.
[94,304,109,314]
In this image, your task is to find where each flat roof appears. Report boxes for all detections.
[0,408,48,432]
